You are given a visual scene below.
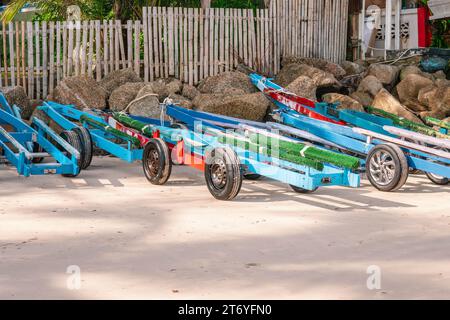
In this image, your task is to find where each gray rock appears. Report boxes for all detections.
[276,63,340,88]
[322,93,364,112]
[396,74,433,106]
[109,82,146,112]
[340,61,366,76]
[182,84,200,100]
[282,56,347,79]
[372,89,422,124]
[99,68,143,97]
[197,71,257,95]
[285,76,317,100]
[367,64,400,86]
[138,80,170,101]
[49,76,108,110]
[193,93,269,122]
[0,86,31,119]
[165,78,183,95]
[357,75,383,97]
[127,94,161,118]
[350,91,373,107]
[168,94,193,110]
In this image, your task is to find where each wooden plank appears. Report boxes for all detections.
[15,22,20,87]
[153,7,160,78]
[208,8,214,77]
[95,21,101,81]
[187,8,193,85]
[233,8,238,68]
[224,8,230,72]
[193,8,199,84]
[163,6,169,78]
[219,8,225,73]
[42,21,48,98]
[173,7,179,79]
[74,20,81,76]
[87,21,94,77]
[143,8,149,81]
[49,21,55,93]
[108,20,114,72]
[67,21,74,76]
[214,8,219,75]
[81,21,88,75]
[8,22,16,87]
[199,8,204,80]
[21,21,26,90]
[3,22,8,86]
[183,7,188,82]
[26,22,33,98]
[264,9,269,74]
[114,20,120,71]
[237,9,243,64]
[102,20,108,75]
[179,7,184,81]
[147,8,155,81]
[35,21,41,99]
[134,20,140,76]
[157,7,164,78]
[62,21,67,79]
[168,7,175,76]
[117,20,126,69]
[127,20,133,69]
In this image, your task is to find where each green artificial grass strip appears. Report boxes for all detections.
[112,112,155,137]
[425,117,450,131]
[247,133,360,170]
[80,115,141,147]
[366,106,448,139]
[218,135,325,171]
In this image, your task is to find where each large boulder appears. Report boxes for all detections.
[428,85,450,117]
[396,74,433,106]
[285,76,317,100]
[182,84,200,100]
[322,93,364,112]
[197,71,256,95]
[282,57,347,79]
[372,89,422,123]
[49,76,107,110]
[276,63,340,88]
[109,82,146,112]
[367,64,400,86]
[127,92,161,118]
[99,68,143,97]
[350,91,373,107]
[357,75,383,97]
[340,61,366,76]
[168,94,193,110]
[399,65,430,81]
[138,81,169,101]
[193,93,270,122]
[418,85,437,107]
[165,78,183,95]
[0,86,31,119]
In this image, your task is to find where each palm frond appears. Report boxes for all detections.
[1,0,29,23]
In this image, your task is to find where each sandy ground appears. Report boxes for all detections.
[0,156,449,300]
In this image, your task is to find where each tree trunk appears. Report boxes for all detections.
[201,0,211,9]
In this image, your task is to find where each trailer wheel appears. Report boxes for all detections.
[60,130,82,178]
[143,138,172,185]
[244,173,262,181]
[72,127,93,170]
[290,185,318,194]
[30,123,45,163]
[366,143,408,192]
[205,147,243,201]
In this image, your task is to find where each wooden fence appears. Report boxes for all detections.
[0,0,349,100]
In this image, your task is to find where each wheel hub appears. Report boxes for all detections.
[210,159,227,189]
[369,150,396,186]
[147,149,160,176]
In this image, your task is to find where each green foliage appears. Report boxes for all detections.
[419,0,450,48]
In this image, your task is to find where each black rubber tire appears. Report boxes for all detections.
[290,185,319,194]
[244,173,262,181]
[426,172,449,185]
[60,130,82,178]
[143,138,172,185]
[30,123,45,163]
[205,147,243,201]
[366,143,409,192]
[72,127,93,170]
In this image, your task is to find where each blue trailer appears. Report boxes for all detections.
[0,94,81,177]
